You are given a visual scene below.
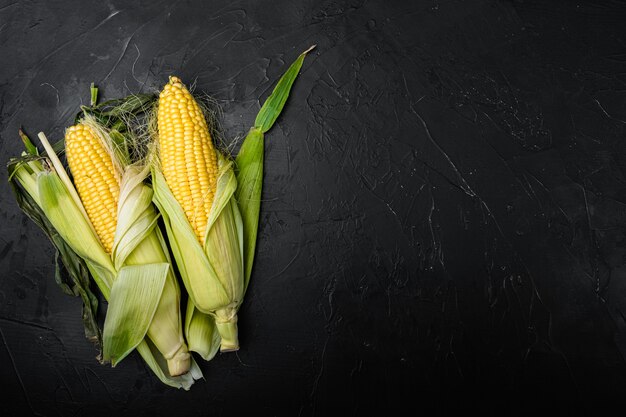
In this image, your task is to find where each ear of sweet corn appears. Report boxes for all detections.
[153,47,313,354]
[11,123,201,389]
[65,119,192,376]
[153,76,244,352]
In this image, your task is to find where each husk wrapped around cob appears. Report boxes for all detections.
[151,46,314,354]
[8,100,202,389]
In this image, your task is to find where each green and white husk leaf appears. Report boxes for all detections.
[136,338,203,390]
[8,155,101,347]
[37,170,116,295]
[204,159,244,306]
[103,263,169,365]
[112,166,161,271]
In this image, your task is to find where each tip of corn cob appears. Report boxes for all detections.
[169,75,183,84]
[158,77,185,101]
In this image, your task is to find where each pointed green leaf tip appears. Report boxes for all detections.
[19,129,38,156]
[254,45,315,133]
[90,82,98,106]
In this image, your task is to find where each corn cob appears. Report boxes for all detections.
[65,124,119,253]
[157,77,218,242]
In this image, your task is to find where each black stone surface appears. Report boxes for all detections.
[2,0,626,415]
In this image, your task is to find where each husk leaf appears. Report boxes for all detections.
[8,158,101,346]
[37,171,116,295]
[185,301,221,361]
[103,263,170,365]
[151,164,233,313]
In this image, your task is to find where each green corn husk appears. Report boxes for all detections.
[9,134,101,347]
[153,153,243,352]
[185,300,221,361]
[8,101,202,389]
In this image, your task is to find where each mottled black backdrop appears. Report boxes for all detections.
[2,0,626,415]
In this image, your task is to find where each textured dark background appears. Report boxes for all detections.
[2,0,626,415]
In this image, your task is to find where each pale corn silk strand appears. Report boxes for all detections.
[156,77,220,243]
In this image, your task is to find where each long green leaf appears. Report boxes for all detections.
[235,127,264,290]
[103,263,169,365]
[254,45,314,133]
[236,46,313,290]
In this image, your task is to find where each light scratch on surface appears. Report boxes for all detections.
[40,83,60,105]
[410,104,508,242]
[310,333,330,406]
[0,316,52,331]
[130,43,142,85]
[593,98,626,124]
[266,244,301,281]
[0,1,19,12]
[102,35,134,82]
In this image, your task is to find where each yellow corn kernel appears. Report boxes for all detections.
[65,124,119,253]
[157,76,218,242]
